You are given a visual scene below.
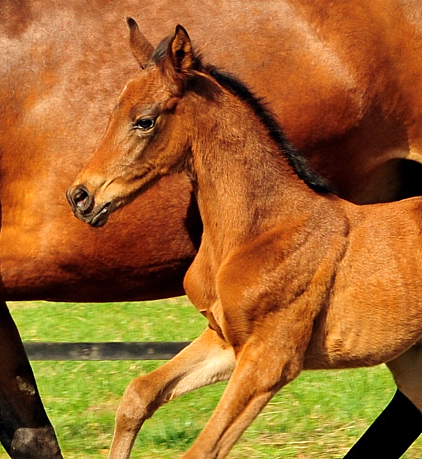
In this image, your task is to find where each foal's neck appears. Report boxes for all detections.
[188,86,323,252]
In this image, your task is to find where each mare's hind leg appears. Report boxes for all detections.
[343,342,422,459]
[0,301,62,459]
[344,390,422,458]
[108,327,236,459]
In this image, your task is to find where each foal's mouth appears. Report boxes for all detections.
[84,203,112,228]
[66,184,114,228]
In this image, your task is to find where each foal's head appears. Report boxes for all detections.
[67,19,332,227]
[67,20,210,226]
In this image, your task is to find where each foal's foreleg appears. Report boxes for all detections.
[108,327,236,459]
[182,317,313,459]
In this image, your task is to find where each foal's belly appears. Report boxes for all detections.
[303,297,422,370]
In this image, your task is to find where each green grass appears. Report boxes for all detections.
[1,298,421,458]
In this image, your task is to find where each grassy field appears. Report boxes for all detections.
[1,298,421,458]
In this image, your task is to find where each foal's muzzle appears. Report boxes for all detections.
[66,185,112,227]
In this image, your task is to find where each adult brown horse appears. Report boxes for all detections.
[66,22,422,458]
[2,0,422,457]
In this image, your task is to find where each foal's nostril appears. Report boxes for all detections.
[73,188,88,207]
[68,185,93,214]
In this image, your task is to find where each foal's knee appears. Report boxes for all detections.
[115,375,162,433]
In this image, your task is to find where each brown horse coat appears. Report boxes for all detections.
[2,0,422,457]
[2,0,422,302]
[67,22,422,459]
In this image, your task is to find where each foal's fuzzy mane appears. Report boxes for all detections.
[206,67,335,194]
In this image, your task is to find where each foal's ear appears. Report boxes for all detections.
[162,25,195,87]
[126,18,154,66]
[170,25,194,73]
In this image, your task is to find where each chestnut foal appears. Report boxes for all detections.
[68,23,422,458]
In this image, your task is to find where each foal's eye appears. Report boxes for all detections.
[133,117,156,132]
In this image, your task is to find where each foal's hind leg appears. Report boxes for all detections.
[108,327,236,459]
[0,302,62,459]
[387,341,422,410]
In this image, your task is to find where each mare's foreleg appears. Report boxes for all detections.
[108,327,236,459]
[0,302,62,459]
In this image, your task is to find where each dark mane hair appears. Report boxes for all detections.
[151,34,334,194]
[206,66,336,194]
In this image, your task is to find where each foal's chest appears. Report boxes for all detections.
[183,246,220,311]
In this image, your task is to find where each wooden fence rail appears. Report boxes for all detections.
[23,342,190,361]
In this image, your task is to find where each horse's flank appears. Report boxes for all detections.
[178,61,422,370]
